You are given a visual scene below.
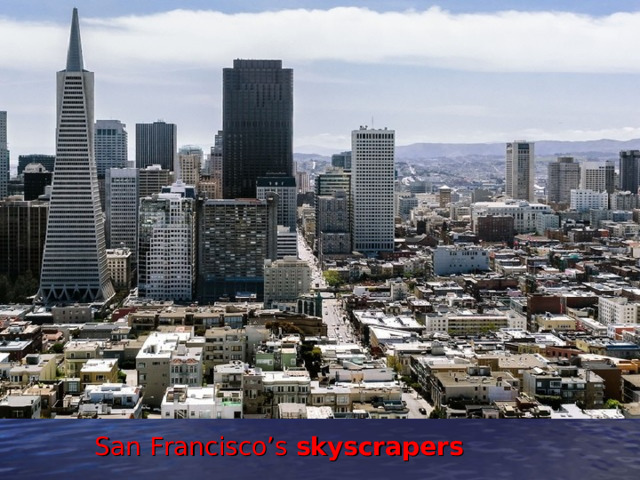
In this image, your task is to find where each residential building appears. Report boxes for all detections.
[317,190,351,258]
[136,121,177,171]
[431,245,490,276]
[0,197,48,279]
[0,395,41,419]
[570,189,609,212]
[161,384,242,419]
[263,256,312,308]
[64,340,104,378]
[8,353,57,385]
[351,127,395,254]
[37,9,115,304]
[79,383,143,419]
[80,358,118,387]
[138,189,195,301]
[505,141,535,202]
[198,196,277,303]
[106,247,132,290]
[471,200,552,234]
[599,297,640,325]
[222,59,293,198]
[95,120,128,177]
[523,366,604,409]
[105,168,138,260]
[204,329,247,378]
[547,156,580,206]
[276,225,298,259]
[256,176,297,230]
[136,330,194,407]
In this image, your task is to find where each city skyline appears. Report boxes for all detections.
[3,2,640,164]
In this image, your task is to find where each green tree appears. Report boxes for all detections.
[49,343,65,354]
[11,271,39,303]
[323,270,343,288]
[605,399,621,409]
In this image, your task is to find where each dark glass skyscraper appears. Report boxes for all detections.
[620,150,640,194]
[222,60,293,199]
[135,121,177,171]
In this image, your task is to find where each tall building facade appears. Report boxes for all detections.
[581,161,615,194]
[95,120,128,177]
[256,176,297,230]
[619,150,640,194]
[0,111,8,200]
[138,164,171,198]
[315,167,351,252]
[105,168,138,262]
[222,60,293,198]
[177,145,202,187]
[23,163,52,201]
[505,141,535,202]
[0,198,48,279]
[351,127,395,254]
[317,190,351,259]
[38,9,115,304]
[331,151,352,171]
[547,156,580,206]
[136,121,177,171]
[198,196,277,303]
[138,189,195,301]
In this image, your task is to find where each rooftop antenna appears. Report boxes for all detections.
[371,116,374,129]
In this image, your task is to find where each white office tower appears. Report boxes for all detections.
[505,141,535,202]
[95,120,128,177]
[105,168,138,262]
[351,127,395,254]
[138,191,195,301]
[38,9,115,304]
[0,111,8,199]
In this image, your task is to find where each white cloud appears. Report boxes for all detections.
[2,7,640,73]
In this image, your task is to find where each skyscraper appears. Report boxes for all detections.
[38,9,115,304]
[138,185,195,301]
[0,111,8,200]
[351,127,395,254]
[136,121,177,171]
[505,141,535,202]
[95,120,128,177]
[198,196,277,303]
[105,168,138,261]
[222,60,293,198]
[547,156,580,206]
[619,150,640,194]
[581,161,615,194]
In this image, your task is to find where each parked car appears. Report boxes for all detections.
[418,407,427,415]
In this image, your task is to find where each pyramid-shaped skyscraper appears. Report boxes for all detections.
[38,8,115,304]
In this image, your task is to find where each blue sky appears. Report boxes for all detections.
[3,1,640,162]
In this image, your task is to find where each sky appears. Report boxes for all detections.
[3,1,640,164]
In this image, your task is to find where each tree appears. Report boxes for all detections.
[605,399,621,410]
[323,270,343,288]
[429,407,447,419]
[49,343,64,354]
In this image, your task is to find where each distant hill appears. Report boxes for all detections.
[395,139,640,160]
[295,138,640,162]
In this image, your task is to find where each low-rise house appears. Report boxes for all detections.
[161,384,242,419]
